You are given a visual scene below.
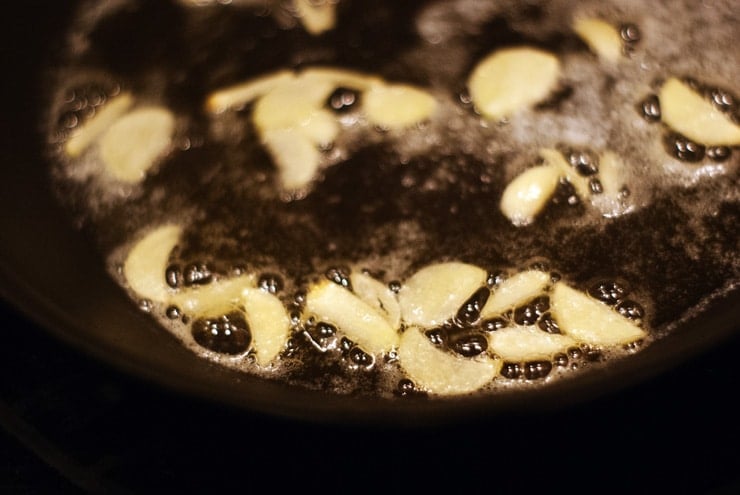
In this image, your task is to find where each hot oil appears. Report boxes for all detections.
[46,0,739,397]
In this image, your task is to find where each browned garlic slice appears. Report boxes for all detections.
[550,282,646,345]
[480,270,551,319]
[467,47,560,120]
[363,84,438,130]
[304,281,399,354]
[293,0,337,35]
[659,77,740,146]
[350,271,401,330]
[500,164,561,226]
[65,92,135,157]
[98,106,175,183]
[573,18,623,63]
[487,325,576,361]
[123,224,181,302]
[241,287,291,366]
[398,327,499,396]
[398,262,487,328]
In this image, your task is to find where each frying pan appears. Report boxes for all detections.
[1,0,738,427]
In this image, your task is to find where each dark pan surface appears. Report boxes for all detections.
[1,0,738,426]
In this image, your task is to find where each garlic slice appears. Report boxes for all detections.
[550,282,646,345]
[252,77,335,133]
[480,270,551,319]
[487,325,575,361]
[205,70,294,114]
[293,0,337,35]
[350,271,401,330]
[242,287,291,366]
[500,164,561,226]
[573,18,623,63]
[398,327,499,396]
[262,128,321,190]
[467,47,560,120]
[304,281,399,354]
[99,106,175,183]
[170,274,256,318]
[363,83,437,130]
[399,262,487,328]
[659,77,740,146]
[540,148,591,199]
[123,224,181,302]
[65,92,134,157]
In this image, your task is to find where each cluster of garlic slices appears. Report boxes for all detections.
[57,5,739,397]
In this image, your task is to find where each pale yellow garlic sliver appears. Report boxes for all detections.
[468,47,560,120]
[262,129,321,190]
[65,92,134,157]
[480,270,551,319]
[305,281,399,355]
[350,271,401,330]
[123,224,181,302]
[398,262,487,328]
[597,151,625,197]
[659,77,740,146]
[299,109,340,148]
[253,77,335,133]
[398,327,499,396]
[300,67,384,91]
[539,148,591,199]
[500,164,561,226]
[99,106,175,183]
[169,274,256,319]
[363,84,437,130]
[487,325,576,361]
[205,71,294,114]
[242,288,291,366]
[550,282,646,346]
[293,0,337,35]
[573,18,623,63]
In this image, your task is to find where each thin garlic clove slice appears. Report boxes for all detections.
[659,77,740,146]
[65,92,134,157]
[467,47,560,120]
[591,151,632,218]
[500,164,561,226]
[300,67,384,91]
[242,288,291,366]
[123,224,181,302]
[573,18,623,63]
[399,262,487,328]
[539,148,591,199]
[253,77,335,133]
[398,327,499,396]
[304,281,399,355]
[480,270,551,319]
[170,274,256,319]
[550,282,646,346]
[293,0,337,35]
[205,71,294,114]
[487,325,576,361]
[363,84,437,130]
[99,106,175,183]
[299,108,340,148]
[350,271,401,330]
[262,128,321,190]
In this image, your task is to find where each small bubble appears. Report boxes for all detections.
[487,271,505,288]
[481,317,507,332]
[706,146,731,162]
[589,178,603,195]
[569,150,599,176]
[524,361,552,380]
[316,321,337,337]
[258,272,284,294]
[449,332,488,357]
[325,267,352,289]
[664,133,705,162]
[349,347,374,368]
[588,280,628,305]
[139,299,153,312]
[183,263,212,286]
[58,111,79,130]
[537,312,560,334]
[710,88,735,112]
[425,328,447,346]
[553,353,568,367]
[501,362,522,379]
[328,87,359,112]
[165,306,181,319]
[638,94,661,122]
[616,299,645,321]
[514,296,549,326]
[455,287,490,326]
[388,280,402,293]
[568,346,583,360]
[192,313,251,355]
[620,23,641,43]
[165,264,181,289]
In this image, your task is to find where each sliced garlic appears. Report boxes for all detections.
[169,274,256,318]
[65,92,134,157]
[98,106,175,183]
[550,282,646,346]
[363,84,437,130]
[252,77,335,133]
[293,0,337,35]
[540,148,591,199]
[350,271,401,330]
[659,77,740,146]
[398,262,487,328]
[300,67,383,90]
[467,47,560,120]
[398,327,499,396]
[480,270,551,319]
[123,224,181,302]
[304,281,399,354]
[597,151,625,197]
[205,71,294,114]
[487,325,576,361]
[298,108,340,147]
[573,18,623,63]
[242,288,291,366]
[262,128,321,190]
[500,164,561,226]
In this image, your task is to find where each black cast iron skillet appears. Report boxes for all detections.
[1,0,738,426]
